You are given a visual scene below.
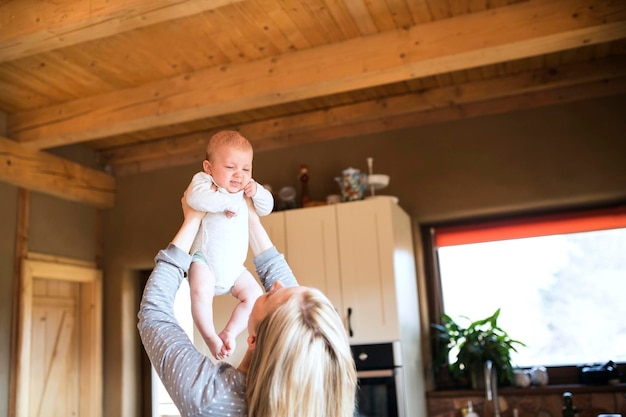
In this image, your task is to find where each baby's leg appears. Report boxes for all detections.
[218,270,263,357]
[188,261,225,360]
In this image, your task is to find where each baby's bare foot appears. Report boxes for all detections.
[218,330,237,358]
[205,334,226,360]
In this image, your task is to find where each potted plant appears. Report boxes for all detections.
[431,308,525,389]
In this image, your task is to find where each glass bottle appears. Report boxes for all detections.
[562,391,578,417]
[299,164,310,207]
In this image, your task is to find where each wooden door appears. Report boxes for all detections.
[15,254,102,417]
[32,286,79,416]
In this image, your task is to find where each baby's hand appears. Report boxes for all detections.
[244,180,257,198]
[224,210,236,218]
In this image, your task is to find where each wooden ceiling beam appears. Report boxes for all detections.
[8,0,626,150]
[100,56,626,175]
[0,136,115,208]
[107,77,626,176]
[0,0,244,63]
[258,77,626,151]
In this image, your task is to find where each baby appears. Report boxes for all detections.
[185,130,273,359]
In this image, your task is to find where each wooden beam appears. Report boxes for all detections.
[100,57,626,175]
[0,137,115,208]
[8,0,626,150]
[108,78,626,175]
[0,0,244,63]
[0,110,6,135]
[246,77,626,153]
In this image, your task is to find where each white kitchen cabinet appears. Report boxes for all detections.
[283,204,343,315]
[278,197,425,416]
[283,197,419,344]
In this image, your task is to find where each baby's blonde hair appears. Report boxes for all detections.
[206,130,253,162]
[246,288,357,417]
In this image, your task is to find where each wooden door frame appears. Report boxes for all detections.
[14,252,103,417]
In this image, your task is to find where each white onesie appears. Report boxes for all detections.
[185,172,273,292]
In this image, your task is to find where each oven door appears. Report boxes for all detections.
[355,368,404,417]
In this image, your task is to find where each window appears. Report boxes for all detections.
[422,204,626,387]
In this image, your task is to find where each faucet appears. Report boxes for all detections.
[485,360,501,417]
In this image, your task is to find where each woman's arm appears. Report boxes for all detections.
[172,194,204,251]
[137,195,246,414]
[247,196,273,256]
[246,196,298,290]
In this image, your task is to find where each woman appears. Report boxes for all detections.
[137,194,357,417]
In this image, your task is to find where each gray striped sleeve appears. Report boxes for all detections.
[253,246,299,290]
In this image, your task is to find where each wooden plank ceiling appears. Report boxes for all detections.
[1,0,625,208]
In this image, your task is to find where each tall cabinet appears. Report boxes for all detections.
[283,197,426,417]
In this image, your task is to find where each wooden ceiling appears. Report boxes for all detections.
[1,0,625,208]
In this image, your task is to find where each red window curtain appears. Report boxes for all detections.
[434,206,626,248]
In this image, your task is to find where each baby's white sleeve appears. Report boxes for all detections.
[252,182,274,216]
[186,172,240,213]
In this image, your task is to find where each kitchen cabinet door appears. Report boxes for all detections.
[284,205,343,314]
[336,198,402,343]
[261,210,286,254]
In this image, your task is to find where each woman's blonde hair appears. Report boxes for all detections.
[246,288,357,417]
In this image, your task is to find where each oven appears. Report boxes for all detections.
[352,341,405,417]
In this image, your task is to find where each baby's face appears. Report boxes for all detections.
[206,146,253,193]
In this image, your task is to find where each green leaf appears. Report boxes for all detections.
[431,308,525,387]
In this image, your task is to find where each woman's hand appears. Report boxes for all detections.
[172,192,205,252]
[182,192,205,223]
[246,195,260,224]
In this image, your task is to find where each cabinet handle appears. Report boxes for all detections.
[347,307,354,337]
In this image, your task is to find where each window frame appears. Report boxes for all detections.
[420,202,626,390]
